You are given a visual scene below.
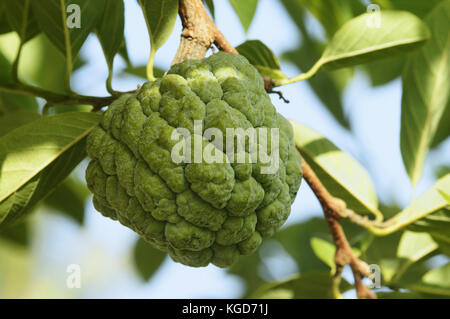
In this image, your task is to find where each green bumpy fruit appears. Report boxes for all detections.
[85,52,302,267]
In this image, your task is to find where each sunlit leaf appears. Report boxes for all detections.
[228,252,265,296]
[95,0,124,69]
[361,230,403,282]
[0,111,39,136]
[390,231,439,283]
[3,0,40,42]
[31,0,104,60]
[408,209,450,256]
[121,65,165,80]
[44,176,89,225]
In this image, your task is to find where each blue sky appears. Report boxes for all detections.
[9,0,449,298]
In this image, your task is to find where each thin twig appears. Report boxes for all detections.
[302,159,377,299]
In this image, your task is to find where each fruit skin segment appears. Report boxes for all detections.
[85,52,302,267]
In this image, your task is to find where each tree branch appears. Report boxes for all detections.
[172,0,377,298]
[172,0,280,93]
[301,159,377,299]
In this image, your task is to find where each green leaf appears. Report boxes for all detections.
[0,112,101,225]
[377,291,429,299]
[133,237,166,281]
[0,33,81,93]
[290,121,381,218]
[406,263,450,296]
[318,10,430,70]
[400,1,450,186]
[409,209,450,234]
[0,93,39,115]
[229,0,258,32]
[95,0,124,69]
[0,221,29,246]
[138,0,178,80]
[408,209,450,256]
[3,0,40,42]
[283,46,350,129]
[274,218,330,273]
[310,234,336,271]
[236,40,287,81]
[249,272,352,299]
[297,0,355,38]
[0,136,88,228]
[310,233,363,273]
[0,238,31,296]
[43,176,89,225]
[0,53,13,87]
[364,55,405,86]
[95,0,124,93]
[18,34,70,93]
[31,0,104,60]
[370,175,450,235]
[279,0,350,128]
[118,39,131,67]
[228,252,265,297]
[0,7,13,35]
[432,234,450,256]
[121,64,165,80]
[362,230,403,282]
[0,111,40,136]
[391,231,439,283]
[397,231,438,262]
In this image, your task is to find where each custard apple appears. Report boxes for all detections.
[85,52,302,267]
